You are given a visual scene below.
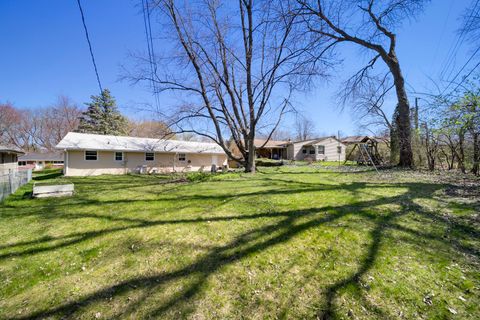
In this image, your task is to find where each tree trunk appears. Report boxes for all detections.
[449,149,456,170]
[472,132,479,176]
[390,111,399,164]
[428,155,435,171]
[458,130,466,173]
[244,137,256,173]
[387,57,413,167]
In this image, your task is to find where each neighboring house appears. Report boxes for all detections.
[56,132,228,176]
[252,136,346,162]
[0,145,24,175]
[18,152,64,171]
[254,139,289,160]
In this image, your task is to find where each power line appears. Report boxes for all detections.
[439,0,479,80]
[448,60,480,96]
[441,45,480,96]
[429,1,454,74]
[141,0,161,110]
[76,0,103,94]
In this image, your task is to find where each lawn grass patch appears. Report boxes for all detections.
[0,166,478,319]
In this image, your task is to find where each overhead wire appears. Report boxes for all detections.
[141,0,161,110]
[76,0,103,94]
[439,0,479,81]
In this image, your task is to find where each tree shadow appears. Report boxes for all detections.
[32,171,63,181]
[3,179,478,319]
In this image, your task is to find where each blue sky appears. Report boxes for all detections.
[0,0,474,136]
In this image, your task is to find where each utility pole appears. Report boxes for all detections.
[414,98,419,131]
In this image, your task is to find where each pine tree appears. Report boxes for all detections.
[77,89,128,135]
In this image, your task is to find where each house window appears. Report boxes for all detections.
[302,148,307,154]
[18,161,27,166]
[318,145,325,154]
[53,161,64,164]
[145,152,155,161]
[85,150,98,161]
[337,146,342,154]
[114,152,124,161]
[178,153,186,162]
[309,148,315,154]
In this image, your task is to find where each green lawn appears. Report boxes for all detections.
[0,167,478,319]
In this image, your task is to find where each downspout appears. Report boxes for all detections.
[124,152,128,175]
[173,153,176,172]
[64,149,68,176]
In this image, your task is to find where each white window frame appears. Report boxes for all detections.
[178,153,186,162]
[318,145,325,154]
[114,151,124,161]
[85,150,98,161]
[337,146,342,154]
[145,152,155,161]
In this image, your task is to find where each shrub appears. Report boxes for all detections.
[186,172,211,182]
[255,159,284,167]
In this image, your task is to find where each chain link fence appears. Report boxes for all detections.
[0,169,32,201]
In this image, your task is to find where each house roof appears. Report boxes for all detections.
[298,136,344,146]
[254,139,289,148]
[56,132,225,154]
[0,144,24,155]
[255,136,345,148]
[19,152,64,161]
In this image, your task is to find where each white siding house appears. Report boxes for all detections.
[255,137,346,162]
[289,137,346,161]
[56,132,228,176]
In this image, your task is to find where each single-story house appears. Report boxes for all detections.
[18,152,64,171]
[56,132,228,176]
[0,145,24,175]
[254,136,346,162]
[254,139,289,160]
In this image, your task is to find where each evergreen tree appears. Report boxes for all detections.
[77,89,128,135]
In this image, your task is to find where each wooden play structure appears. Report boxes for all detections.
[342,136,384,168]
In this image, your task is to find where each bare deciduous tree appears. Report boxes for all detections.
[128,119,173,139]
[461,0,480,45]
[348,75,394,134]
[126,0,329,172]
[0,102,22,146]
[293,0,427,167]
[294,113,316,140]
[0,97,82,151]
[41,96,83,150]
[421,122,439,171]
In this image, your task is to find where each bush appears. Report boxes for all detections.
[255,159,284,167]
[186,172,211,182]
